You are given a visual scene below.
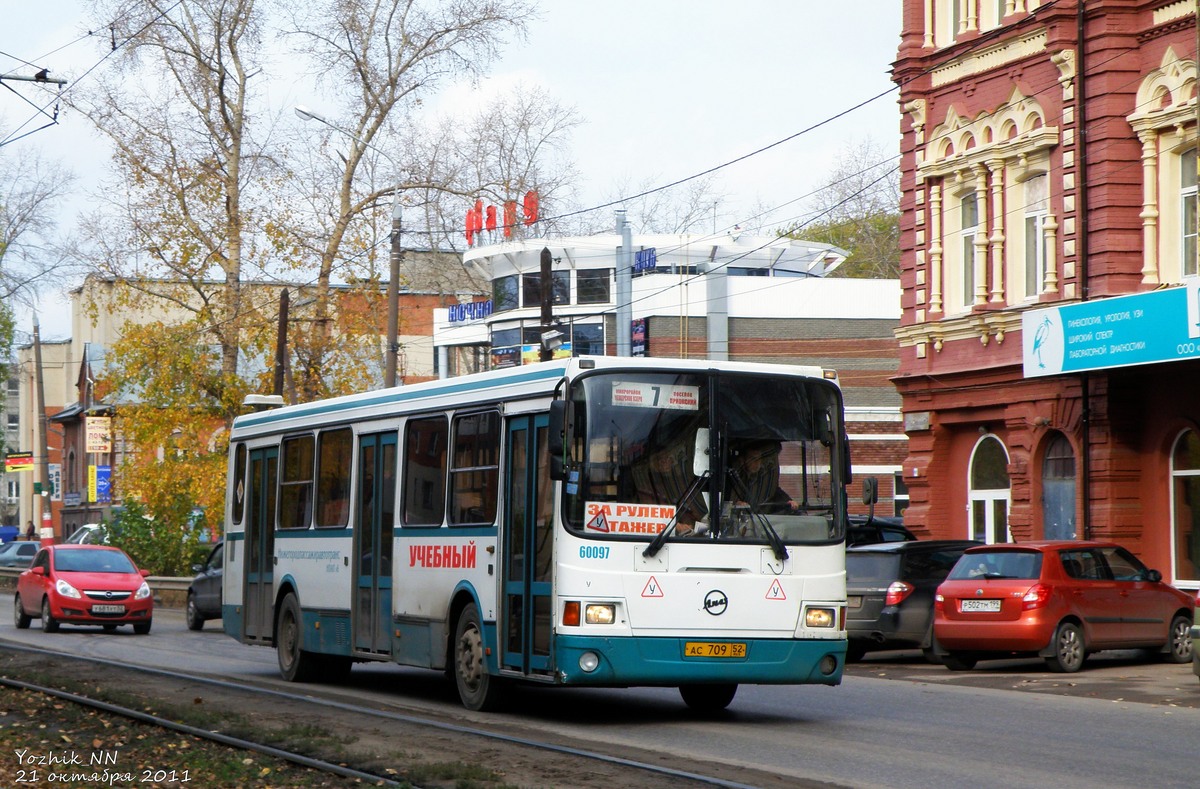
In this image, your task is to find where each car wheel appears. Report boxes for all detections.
[679,683,738,713]
[40,598,59,633]
[1045,621,1086,673]
[276,593,319,682]
[453,602,506,711]
[133,620,152,635]
[13,594,31,629]
[1163,614,1193,664]
[942,652,976,671]
[185,593,205,631]
[845,641,868,663]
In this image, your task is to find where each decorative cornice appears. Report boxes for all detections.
[895,311,1025,351]
[932,29,1048,88]
[1153,0,1193,28]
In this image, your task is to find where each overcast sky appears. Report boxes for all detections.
[2,2,902,340]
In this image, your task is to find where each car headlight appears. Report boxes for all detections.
[55,579,81,599]
[135,581,151,600]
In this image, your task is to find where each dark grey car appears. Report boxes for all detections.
[186,542,223,631]
[0,541,39,568]
[846,539,981,662]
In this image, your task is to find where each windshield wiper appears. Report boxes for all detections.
[643,470,709,559]
[726,469,789,562]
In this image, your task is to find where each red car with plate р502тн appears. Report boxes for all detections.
[934,540,1193,673]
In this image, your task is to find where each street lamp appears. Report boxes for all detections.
[295,105,403,388]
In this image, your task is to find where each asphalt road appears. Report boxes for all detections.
[3,611,1199,788]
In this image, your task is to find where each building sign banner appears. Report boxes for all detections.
[96,465,111,503]
[1022,284,1200,378]
[88,464,97,503]
[48,463,61,501]
[86,416,113,453]
[631,318,647,356]
[448,300,493,323]
[4,452,34,472]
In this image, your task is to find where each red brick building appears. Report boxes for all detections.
[893,0,1200,588]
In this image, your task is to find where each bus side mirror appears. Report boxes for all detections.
[549,400,567,481]
[693,428,710,477]
[862,476,878,505]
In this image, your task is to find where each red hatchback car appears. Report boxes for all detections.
[934,541,1193,672]
[14,545,154,634]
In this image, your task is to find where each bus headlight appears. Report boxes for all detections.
[579,652,600,672]
[805,607,836,628]
[585,604,615,625]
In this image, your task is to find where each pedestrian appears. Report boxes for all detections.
[23,520,35,541]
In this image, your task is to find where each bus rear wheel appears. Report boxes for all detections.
[679,683,738,713]
[453,602,505,711]
[277,593,320,682]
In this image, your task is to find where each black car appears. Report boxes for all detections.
[186,542,223,631]
[846,539,981,662]
[847,514,917,546]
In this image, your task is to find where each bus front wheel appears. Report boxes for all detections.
[453,602,505,711]
[277,593,320,682]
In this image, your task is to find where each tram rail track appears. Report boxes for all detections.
[0,641,773,789]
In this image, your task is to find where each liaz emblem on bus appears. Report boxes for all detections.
[585,502,675,534]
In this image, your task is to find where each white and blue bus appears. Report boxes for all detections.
[222,356,851,711]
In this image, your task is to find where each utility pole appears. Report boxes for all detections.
[539,247,554,362]
[32,315,51,542]
[615,211,632,356]
[273,289,289,398]
[385,192,403,387]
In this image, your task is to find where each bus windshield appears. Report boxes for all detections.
[562,370,845,544]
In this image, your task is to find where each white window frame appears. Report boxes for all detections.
[1023,174,1049,299]
[1182,148,1197,278]
[960,193,979,309]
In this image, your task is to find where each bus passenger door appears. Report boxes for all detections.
[354,431,396,655]
[502,414,553,676]
[244,446,277,644]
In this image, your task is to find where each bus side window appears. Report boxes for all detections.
[280,434,315,530]
[450,411,499,525]
[404,415,448,526]
[316,428,352,528]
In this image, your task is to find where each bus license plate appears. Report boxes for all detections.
[685,642,746,658]
[91,604,125,614]
[960,599,1001,613]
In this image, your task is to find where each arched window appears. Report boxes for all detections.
[1041,432,1076,540]
[969,434,1010,543]
[1170,429,1200,583]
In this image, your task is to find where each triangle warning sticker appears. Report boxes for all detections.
[641,576,664,598]
[766,579,786,600]
[586,510,610,532]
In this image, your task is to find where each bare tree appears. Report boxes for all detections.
[281,0,535,400]
[0,149,76,306]
[74,0,267,389]
[784,138,900,278]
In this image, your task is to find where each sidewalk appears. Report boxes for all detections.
[846,649,1200,708]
